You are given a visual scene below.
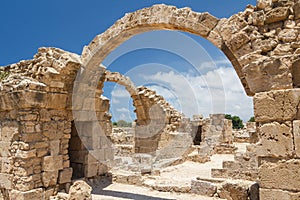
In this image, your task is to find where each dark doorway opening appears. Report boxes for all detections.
[192,124,202,145]
[68,121,86,179]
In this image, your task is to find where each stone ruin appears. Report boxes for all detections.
[0,0,300,199]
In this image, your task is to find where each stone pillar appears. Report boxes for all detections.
[254,89,300,198]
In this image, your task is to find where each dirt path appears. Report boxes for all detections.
[92,180,224,200]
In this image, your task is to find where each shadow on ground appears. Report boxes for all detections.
[90,176,175,200]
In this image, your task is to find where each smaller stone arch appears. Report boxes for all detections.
[104,69,183,153]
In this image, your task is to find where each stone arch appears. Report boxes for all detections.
[80,4,252,95]
[103,69,183,153]
[1,1,300,198]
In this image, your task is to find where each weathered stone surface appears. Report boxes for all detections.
[254,89,300,123]
[260,188,300,200]
[255,122,293,157]
[257,0,272,9]
[10,188,44,200]
[218,180,258,200]
[259,159,300,191]
[42,155,63,171]
[50,192,69,200]
[2,1,300,196]
[191,179,217,197]
[293,120,300,157]
[68,180,92,200]
[42,171,58,187]
[293,2,300,20]
[278,29,298,43]
[265,7,289,24]
[58,167,72,184]
[0,173,12,189]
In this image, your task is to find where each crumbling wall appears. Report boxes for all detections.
[134,86,183,154]
[104,71,184,154]
[1,0,300,198]
[0,48,114,199]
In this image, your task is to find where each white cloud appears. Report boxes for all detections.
[107,55,253,122]
[116,107,129,112]
[111,88,130,98]
[142,66,253,121]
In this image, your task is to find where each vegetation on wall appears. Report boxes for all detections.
[0,70,10,81]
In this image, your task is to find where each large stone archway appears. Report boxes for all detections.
[0,0,300,199]
[76,1,300,198]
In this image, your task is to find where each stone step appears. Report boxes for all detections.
[143,177,191,193]
[211,168,229,179]
[191,177,259,200]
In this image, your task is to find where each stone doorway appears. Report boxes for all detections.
[68,121,85,179]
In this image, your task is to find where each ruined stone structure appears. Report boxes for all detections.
[104,70,183,154]
[1,0,300,199]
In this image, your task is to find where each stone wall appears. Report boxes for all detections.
[1,0,300,198]
[254,88,300,197]
[104,70,183,154]
[0,48,114,198]
[134,86,183,154]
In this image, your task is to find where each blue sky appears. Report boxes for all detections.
[0,1,256,121]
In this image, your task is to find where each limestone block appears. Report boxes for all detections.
[45,93,68,110]
[15,149,36,159]
[1,157,12,173]
[0,142,11,157]
[20,132,45,143]
[68,180,92,200]
[42,155,63,171]
[278,29,298,43]
[16,91,46,109]
[244,57,292,93]
[218,14,248,42]
[42,171,58,187]
[58,167,72,184]
[265,7,289,24]
[271,43,293,56]
[218,180,259,200]
[1,122,19,141]
[255,122,293,157]
[42,130,63,141]
[254,89,300,123]
[252,10,265,26]
[207,30,223,49]
[257,0,272,9]
[259,159,300,191]
[50,140,60,155]
[50,192,69,200]
[293,120,300,157]
[252,38,277,53]
[84,162,98,177]
[44,188,55,200]
[228,31,250,51]
[260,188,300,200]
[0,93,15,111]
[190,179,217,197]
[293,2,300,20]
[0,173,12,189]
[10,188,44,200]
